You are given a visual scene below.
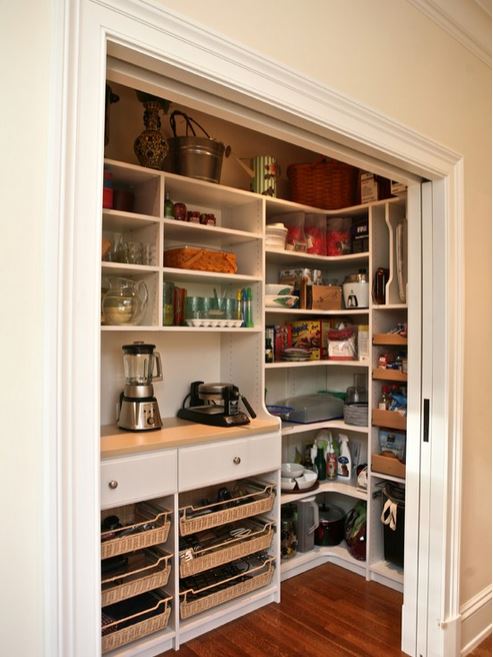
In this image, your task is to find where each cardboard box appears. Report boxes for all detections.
[290,319,330,360]
[391,180,407,195]
[273,324,292,361]
[372,453,406,479]
[311,285,342,310]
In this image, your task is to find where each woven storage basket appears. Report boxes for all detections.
[101,549,172,607]
[180,558,275,619]
[101,506,171,560]
[179,522,274,578]
[179,484,275,536]
[101,593,172,654]
[287,158,359,210]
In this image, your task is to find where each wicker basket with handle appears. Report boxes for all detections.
[287,158,359,210]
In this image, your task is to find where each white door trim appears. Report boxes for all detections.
[49,1,465,655]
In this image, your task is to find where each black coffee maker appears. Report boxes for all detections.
[177,381,256,427]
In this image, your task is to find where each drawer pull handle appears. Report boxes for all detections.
[108,480,119,490]
[233,456,241,465]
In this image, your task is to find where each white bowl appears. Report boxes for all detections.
[281,477,297,491]
[265,284,294,296]
[281,462,304,478]
[265,294,299,308]
[295,469,318,490]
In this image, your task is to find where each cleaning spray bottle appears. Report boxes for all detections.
[327,434,338,480]
[337,433,352,481]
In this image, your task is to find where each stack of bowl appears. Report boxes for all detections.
[266,223,288,250]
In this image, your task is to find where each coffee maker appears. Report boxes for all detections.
[118,342,163,431]
[177,381,256,427]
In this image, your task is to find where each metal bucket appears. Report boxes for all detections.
[165,111,226,184]
[166,136,225,183]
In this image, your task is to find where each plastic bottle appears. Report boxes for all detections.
[315,444,327,481]
[326,437,338,480]
[337,434,352,480]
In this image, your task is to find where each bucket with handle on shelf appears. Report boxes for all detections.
[165,110,229,183]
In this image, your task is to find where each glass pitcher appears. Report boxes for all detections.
[101,276,148,325]
[122,342,162,387]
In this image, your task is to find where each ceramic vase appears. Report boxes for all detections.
[134,99,169,170]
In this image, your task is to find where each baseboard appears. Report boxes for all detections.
[461,585,492,656]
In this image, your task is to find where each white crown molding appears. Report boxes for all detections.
[407,0,492,66]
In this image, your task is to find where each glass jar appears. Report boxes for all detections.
[280,505,297,560]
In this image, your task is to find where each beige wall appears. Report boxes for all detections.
[1,1,489,654]
[1,1,51,654]
[157,0,492,604]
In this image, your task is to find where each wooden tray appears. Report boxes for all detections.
[372,409,406,431]
[372,333,407,346]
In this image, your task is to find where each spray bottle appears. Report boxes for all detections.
[326,434,338,480]
[337,433,352,481]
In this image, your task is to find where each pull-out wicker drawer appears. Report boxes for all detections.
[179,481,275,536]
[179,556,275,619]
[178,432,280,491]
[101,502,171,559]
[102,547,172,606]
[179,518,274,577]
[102,590,172,654]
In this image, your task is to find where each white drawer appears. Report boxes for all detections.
[101,449,177,509]
[178,431,280,491]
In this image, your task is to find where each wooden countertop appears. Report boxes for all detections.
[101,416,280,458]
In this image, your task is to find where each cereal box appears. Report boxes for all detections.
[290,320,330,360]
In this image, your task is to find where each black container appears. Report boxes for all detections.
[382,483,405,568]
[314,504,345,546]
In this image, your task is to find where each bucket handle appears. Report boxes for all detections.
[170,110,212,139]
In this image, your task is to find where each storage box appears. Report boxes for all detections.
[360,172,391,203]
[391,180,407,195]
[274,324,292,361]
[311,285,342,310]
[164,246,237,273]
[372,453,405,478]
[290,319,330,360]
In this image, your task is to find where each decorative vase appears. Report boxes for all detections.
[134,93,169,170]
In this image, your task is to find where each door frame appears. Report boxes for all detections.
[47,1,464,655]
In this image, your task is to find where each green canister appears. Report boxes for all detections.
[251,155,280,197]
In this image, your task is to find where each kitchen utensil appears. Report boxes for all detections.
[281,463,304,479]
[177,381,256,427]
[342,270,369,308]
[101,277,148,325]
[296,496,319,552]
[314,504,346,546]
[118,342,163,431]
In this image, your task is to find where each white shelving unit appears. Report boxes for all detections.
[99,155,408,655]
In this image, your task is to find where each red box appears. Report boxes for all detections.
[274,325,292,361]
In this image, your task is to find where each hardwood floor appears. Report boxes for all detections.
[160,562,492,657]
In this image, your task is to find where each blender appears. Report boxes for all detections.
[118,342,163,431]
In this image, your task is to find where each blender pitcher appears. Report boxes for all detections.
[118,342,163,431]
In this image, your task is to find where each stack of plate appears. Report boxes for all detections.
[281,348,311,361]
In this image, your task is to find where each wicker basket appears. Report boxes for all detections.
[179,558,275,619]
[179,483,275,536]
[101,591,172,654]
[101,548,172,606]
[287,158,359,210]
[179,520,274,578]
[101,504,171,560]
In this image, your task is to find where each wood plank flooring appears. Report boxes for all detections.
[160,563,492,657]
